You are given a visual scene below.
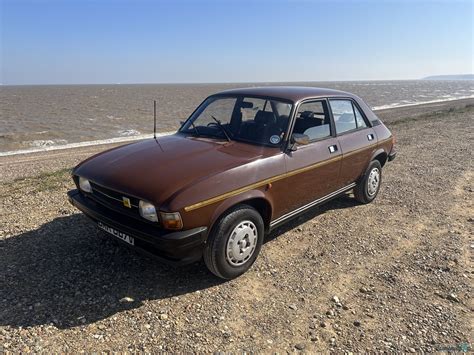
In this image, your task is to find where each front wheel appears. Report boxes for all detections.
[203,205,264,279]
[354,160,382,204]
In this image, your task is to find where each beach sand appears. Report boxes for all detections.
[0,99,472,352]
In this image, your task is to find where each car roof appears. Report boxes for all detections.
[213,86,355,102]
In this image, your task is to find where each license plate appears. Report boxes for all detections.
[98,222,135,246]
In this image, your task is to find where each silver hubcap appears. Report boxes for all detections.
[367,167,380,196]
[226,220,258,266]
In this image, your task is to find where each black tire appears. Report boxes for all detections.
[354,160,382,204]
[203,205,264,279]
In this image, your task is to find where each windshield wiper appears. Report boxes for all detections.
[211,115,232,142]
[190,121,200,136]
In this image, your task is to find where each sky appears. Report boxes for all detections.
[1,0,473,85]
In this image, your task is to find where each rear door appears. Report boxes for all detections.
[278,99,342,217]
[329,98,377,186]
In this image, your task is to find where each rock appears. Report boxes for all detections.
[295,343,305,350]
[332,296,340,303]
[289,304,298,310]
[119,297,134,303]
[320,321,327,328]
[408,347,416,353]
[159,314,169,320]
[447,293,460,303]
[353,320,361,327]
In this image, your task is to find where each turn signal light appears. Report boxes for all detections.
[160,212,183,230]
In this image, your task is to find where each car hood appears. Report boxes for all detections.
[74,134,268,207]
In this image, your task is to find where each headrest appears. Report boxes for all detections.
[255,111,276,125]
[300,111,315,119]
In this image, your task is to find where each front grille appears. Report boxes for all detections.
[88,182,142,220]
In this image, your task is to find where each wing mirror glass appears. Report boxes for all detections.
[292,133,310,145]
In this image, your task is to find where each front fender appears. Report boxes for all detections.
[209,189,273,233]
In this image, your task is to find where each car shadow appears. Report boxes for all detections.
[265,192,359,242]
[0,193,358,329]
[0,213,222,329]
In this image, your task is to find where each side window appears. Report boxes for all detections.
[353,104,367,128]
[293,100,331,141]
[329,100,356,134]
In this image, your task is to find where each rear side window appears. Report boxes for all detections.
[354,105,367,128]
[329,100,356,134]
[330,99,368,134]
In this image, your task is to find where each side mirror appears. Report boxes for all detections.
[292,133,310,145]
[288,133,309,151]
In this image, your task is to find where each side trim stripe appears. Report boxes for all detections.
[183,136,392,212]
[184,155,342,212]
[270,183,356,227]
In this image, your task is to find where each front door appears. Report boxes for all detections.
[329,99,377,186]
[277,99,342,218]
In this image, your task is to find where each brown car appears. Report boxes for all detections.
[68,87,396,279]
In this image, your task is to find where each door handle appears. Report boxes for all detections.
[367,134,374,141]
[328,145,338,153]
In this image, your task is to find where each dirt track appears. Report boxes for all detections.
[0,102,473,352]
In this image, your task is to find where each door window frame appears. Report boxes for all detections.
[286,98,336,147]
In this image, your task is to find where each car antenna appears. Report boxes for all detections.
[153,100,157,140]
[152,100,164,151]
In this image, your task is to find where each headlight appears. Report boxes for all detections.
[79,177,92,193]
[160,211,183,230]
[139,200,158,222]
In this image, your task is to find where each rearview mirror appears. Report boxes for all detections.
[240,101,254,109]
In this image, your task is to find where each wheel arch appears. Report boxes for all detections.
[208,190,273,235]
[370,148,388,167]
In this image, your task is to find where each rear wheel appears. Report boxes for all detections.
[203,205,264,279]
[354,160,382,204]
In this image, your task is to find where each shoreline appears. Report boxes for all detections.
[1,97,473,158]
[1,97,473,183]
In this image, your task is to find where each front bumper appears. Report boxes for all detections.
[67,189,207,265]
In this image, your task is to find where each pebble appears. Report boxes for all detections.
[160,314,169,320]
[353,320,361,327]
[295,343,305,350]
[447,293,460,303]
[119,297,134,303]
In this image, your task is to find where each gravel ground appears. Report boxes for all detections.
[0,102,473,352]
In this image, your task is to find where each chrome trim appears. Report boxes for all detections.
[270,183,356,227]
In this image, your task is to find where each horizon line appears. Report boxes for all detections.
[2,75,473,86]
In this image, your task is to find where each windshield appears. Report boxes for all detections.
[179,96,293,147]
